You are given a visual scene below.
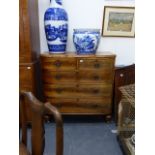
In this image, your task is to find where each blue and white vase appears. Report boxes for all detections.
[44,0,68,53]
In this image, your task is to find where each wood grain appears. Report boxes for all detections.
[19,0,41,123]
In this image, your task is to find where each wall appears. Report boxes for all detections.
[38,0,135,66]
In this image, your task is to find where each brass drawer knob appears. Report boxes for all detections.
[56,88,62,93]
[94,63,100,68]
[120,73,124,77]
[93,75,99,80]
[92,104,98,108]
[93,89,99,94]
[54,60,62,67]
[55,74,61,80]
[27,67,31,70]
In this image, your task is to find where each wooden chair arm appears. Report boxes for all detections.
[44,102,63,155]
[20,91,64,155]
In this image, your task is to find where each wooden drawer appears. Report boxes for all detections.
[46,97,111,106]
[43,84,112,98]
[41,58,76,71]
[42,70,76,84]
[46,98,111,114]
[60,106,111,114]
[77,84,112,98]
[43,84,77,98]
[78,58,114,70]
[78,70,113,83]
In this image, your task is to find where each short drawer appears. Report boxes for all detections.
[42,70,77,84]
[41,58,76,71]
[43,84,77,98]
[78,70,113,83]
[78,58,114,70]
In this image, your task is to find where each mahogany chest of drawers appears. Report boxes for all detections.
[41,52,115,118]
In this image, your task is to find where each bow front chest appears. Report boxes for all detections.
[41,52,115,118]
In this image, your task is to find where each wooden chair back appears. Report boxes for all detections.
[20,91,63,155]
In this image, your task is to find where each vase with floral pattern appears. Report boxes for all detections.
[73,29,101,55]
[44,0,68,53]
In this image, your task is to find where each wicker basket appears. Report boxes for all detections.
[117,84,135,155]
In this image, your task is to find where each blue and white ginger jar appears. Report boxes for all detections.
[44,0,68,53]
[73,29,101,55]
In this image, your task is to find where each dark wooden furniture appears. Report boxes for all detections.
[19,0,41,122]
[40,52,115,119]
[113,64,135,123]
[20,91,63,155]
[117,84,135,155]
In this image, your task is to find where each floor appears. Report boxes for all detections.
[27,117,123,155]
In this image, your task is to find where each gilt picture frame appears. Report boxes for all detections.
[102,6,135,37]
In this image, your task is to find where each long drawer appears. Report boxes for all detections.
[46,97,111,106]
[59,106,111,114]
[42,70,112,84]
[46,98,111,114]
[43,84,112,98]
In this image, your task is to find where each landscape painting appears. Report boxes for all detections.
[102,7,135,37]
[108,12,134,32]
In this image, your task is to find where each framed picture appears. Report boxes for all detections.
[105,0,135,1]
[102,6,135,37]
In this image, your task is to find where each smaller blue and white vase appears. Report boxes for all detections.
[44,0,68,53]
[73,29,101,55]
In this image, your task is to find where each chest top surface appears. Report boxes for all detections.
[40,52,116,58]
